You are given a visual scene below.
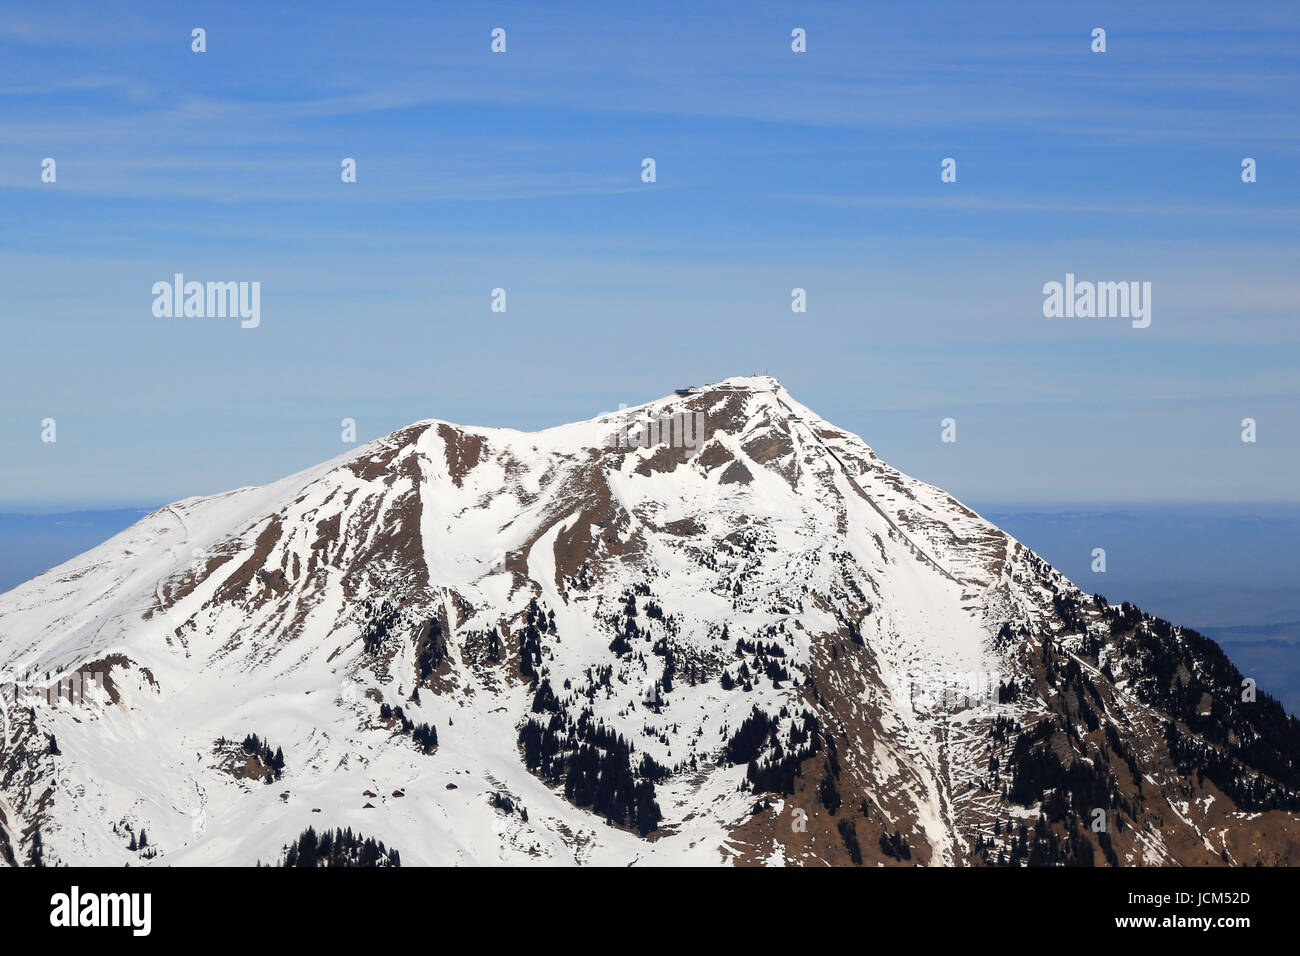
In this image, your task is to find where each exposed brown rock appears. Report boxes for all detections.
[719,461,753,485]
[437,423,486,487]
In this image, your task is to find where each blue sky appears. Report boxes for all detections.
[1,1,1298,509]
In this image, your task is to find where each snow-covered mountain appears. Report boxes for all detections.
[2,376,1297,867]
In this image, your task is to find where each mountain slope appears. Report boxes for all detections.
[1,376,1297,867]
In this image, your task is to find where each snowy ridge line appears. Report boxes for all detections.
[772,393,966,586]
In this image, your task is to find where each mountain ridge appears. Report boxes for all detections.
[1,376,1297,866]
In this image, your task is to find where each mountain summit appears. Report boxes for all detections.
[2,377,1297,866]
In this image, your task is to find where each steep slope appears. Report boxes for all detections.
[1,376,1296,867]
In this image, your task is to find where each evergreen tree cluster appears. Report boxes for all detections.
[1165,721,1300,811]
[490,791,525,819]
[27,826,43,867]
[517,598,552,678]
[990,715,1018,747]
[981,585,1300,862]
[568,559,594,592]
[1103,720,1140,783]
[607,586,681,663]
[845,618,864,645]
[456,627,502,667]
[240,733,286,780]
[977,814,1093,867]
[1097,828,1120,866]
[724,706,779,765]
[0,822,15,867]
[837,818,862,864]
[126,827,157,858]
[650,636,676,697]
[359,596,403,654]
[1042,654,1103,733]
[531,677,561,714]
[1097,598,1300,810]
[608,619,635,657]
[277,826,400,867]
[411,722,439,753]
[815,739,843,814]
[415,616,447,680]
[991,706,1139,867]
[879,829,911,861]
[378,702,439,754]
[734,637,786,658]
[726,707,822,796]
[518,707,665,836]
[993,620,1026,652]
[1005,718,1115,815]
[995,679,1021,703]
[718,633,793,693]
[1051,591,1088,633]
